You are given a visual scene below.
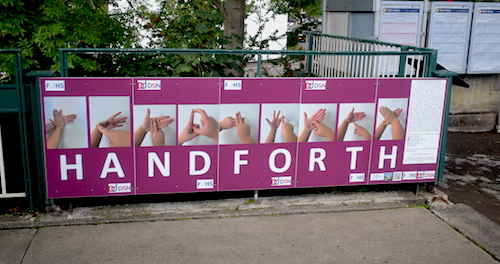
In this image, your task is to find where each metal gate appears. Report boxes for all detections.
[0,50,28,198]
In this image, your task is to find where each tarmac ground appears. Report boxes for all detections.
[1,189,499,264]
[441,132,500,226]
[1,131,500,263]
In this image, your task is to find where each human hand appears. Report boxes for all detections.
[178,109,200,145]
[150,118,165,146]
[141,108,173,131]
[380,106,401,125]
[50,109,65,128]
[353,122,371,140]
[303,108,326,131]
[235,111,254,144]
[98,112,127,130]
[193,109,219,143]
[280,116,297,143]
[265,110,282,130]
[344,107,366,123]
[220,116,236,131]
[63,114,77,124]
[312,121,335,141]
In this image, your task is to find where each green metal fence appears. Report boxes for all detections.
[0,50,53,210]
[0,50,29,200]
[0,37,455,208]
[58,44,438,78]
[304,31,439,78]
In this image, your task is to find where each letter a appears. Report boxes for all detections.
[100,152,125,178]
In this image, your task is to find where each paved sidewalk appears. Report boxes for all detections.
[1,190,499,263]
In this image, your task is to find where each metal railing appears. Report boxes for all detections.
[304,31,438,78]
[59,42,438,78]
[0,49,28,199]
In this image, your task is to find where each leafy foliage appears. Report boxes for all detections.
[1,0,315,77]
[130,0,246,77]
[0,0,137,75]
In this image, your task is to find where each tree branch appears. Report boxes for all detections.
[210,0,228,18]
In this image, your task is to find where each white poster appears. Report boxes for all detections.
[403,79,447,164]
[427,2,473,74]
[467,3,500,74]
[379,1,424,46]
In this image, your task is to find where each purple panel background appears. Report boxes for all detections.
[376,78,412,98]
[295,142,339,187]
[135,146,218,194]
[220,78,301,103]
[42,78,133,97]
[218,144,297,191]
[45,148,135,198]
[134,78,220,104]
[40,77,444,199]
[369,141,438,184]
[301,79,376,103]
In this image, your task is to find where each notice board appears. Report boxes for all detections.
[40,78,448,198]
[468,2,500,74]
[427,2,473,74]
[379,1,424,46]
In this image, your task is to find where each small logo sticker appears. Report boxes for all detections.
[370,173,384,181]
[349,173,365,183]
[305,80,326,90]
[423,171,436,179]
[197,179,214,189]
[403,171,417,180]
[224,80,242,90]
[271,176,292,186]
[137,80,161,90]
[108,183,132,193]
[392,171,403,181]
[45,80,65,91]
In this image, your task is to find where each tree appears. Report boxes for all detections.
[270,0,322,19]
[212,0,246,50]
[1,0,319,77]
[135,0,247,76]
[0,0,138,75]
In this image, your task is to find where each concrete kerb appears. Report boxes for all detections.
[2,188,497,261]
[0,191,425,230]
[422,187,500,261]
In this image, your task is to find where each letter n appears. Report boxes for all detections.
[148,152,170,177]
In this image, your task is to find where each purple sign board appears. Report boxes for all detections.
[41,78,448,198]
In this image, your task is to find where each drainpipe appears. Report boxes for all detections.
[420,0,430,47]
[373,0,381,40]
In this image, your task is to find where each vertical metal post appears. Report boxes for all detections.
[398,47,408,77]
[432,70,458,185]
[306,32,315,75]
[59,50,69,77]
[425,50,438,77]
[59,49,65,77]
[436,77,453,184]
[257,53,262,77]
[26,70,58,209]
[14,51,34,207]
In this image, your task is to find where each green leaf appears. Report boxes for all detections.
[195,22,209,33]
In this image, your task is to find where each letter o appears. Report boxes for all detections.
[269,148,292,173]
